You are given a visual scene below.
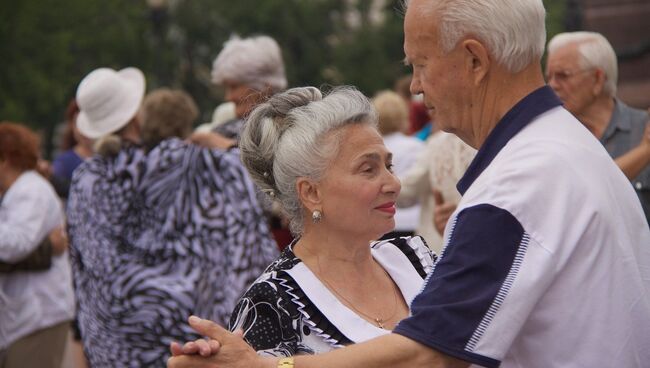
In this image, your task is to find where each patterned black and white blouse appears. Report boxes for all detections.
[67,138,279,367]
[228,236,435,356]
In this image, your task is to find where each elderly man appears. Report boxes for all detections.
[167,0,650,367]
[546,31,650,221]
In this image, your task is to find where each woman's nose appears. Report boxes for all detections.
[384,170,401,196]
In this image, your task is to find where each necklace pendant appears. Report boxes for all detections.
[376,318,385,329]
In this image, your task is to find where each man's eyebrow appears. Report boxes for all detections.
[358,152,393,162]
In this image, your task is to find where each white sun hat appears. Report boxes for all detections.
[76,67,146,139]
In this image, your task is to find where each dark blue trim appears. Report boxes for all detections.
[457,86,562,195]
[393,204,526,366]
[393,329,501,368]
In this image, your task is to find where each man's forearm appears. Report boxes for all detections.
[290,334,468,368]
[615,144,650,180]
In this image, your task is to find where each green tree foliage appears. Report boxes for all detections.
[0,0,152,129]
[0,0,565,156]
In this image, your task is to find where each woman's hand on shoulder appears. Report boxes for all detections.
[187,132,236,150]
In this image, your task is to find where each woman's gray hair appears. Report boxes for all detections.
[239,86,377,235]
[211,35,287,92]
[548,31,618,97]
[406,0,546,73]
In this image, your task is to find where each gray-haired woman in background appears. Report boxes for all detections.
[170,86,436,359]
[210,35,287,140]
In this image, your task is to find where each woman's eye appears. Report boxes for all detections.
[386,163,394,173]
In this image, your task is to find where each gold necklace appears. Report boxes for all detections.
[299,244,400,329]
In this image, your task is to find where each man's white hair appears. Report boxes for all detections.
[406,0,546,73]
[211,35,287,92]
[548,31,618,96]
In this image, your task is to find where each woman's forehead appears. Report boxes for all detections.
[335,125,388,160]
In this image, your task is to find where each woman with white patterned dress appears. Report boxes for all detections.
[170,86,436,360]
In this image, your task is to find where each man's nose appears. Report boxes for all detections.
[410,76,423,95]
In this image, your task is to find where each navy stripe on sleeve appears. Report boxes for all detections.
[393,204,527,367]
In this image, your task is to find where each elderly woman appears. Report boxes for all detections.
[212,34,294,250]
[0,122,75,368]
[67,68,278,367]
[210,35,287,140]
[372,91,425,239]
[170,87,435,360]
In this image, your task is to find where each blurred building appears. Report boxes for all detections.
[566,0,650,109]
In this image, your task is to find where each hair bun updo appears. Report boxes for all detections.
[239,87,322,196]
[239,85,375,235]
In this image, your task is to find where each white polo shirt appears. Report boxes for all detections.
[394,87,650,367]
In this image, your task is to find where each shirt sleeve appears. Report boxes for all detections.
[393,203,553,367]
[0,183,52,262]
[229,278,302,357]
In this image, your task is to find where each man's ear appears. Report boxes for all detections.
[296,177,322,211]
[592,68,606,96]
[462,39,490,86]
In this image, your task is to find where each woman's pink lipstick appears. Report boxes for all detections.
[375,202,396,214]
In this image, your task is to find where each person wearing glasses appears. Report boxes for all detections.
[546,31,650,222]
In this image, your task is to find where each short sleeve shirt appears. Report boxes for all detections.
[393,87,650,367]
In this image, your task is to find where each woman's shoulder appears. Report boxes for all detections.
[236,247,302,302]
[372,236,436,278]
[231,246,354,351]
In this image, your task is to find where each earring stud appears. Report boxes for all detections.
[312,210,322,223]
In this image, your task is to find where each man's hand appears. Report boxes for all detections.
[167,316,271,368]
[432,189,456,236]
[170,327,244,357]
[170,338,221,357]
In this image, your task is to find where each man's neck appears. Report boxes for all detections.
[573,96,615,139]
[467,64,546,149]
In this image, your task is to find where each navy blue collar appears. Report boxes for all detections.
[457,86,562,195]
